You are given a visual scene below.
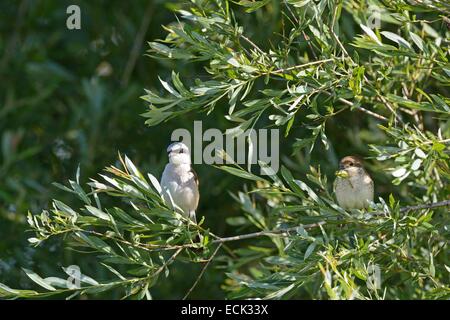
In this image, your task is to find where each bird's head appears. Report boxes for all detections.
[167,142,191,165]
[337,155,364,177]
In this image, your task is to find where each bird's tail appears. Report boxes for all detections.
[188,210,203,244]
[189,210,197,224]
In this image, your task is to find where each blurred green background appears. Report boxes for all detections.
[0,0,247,299]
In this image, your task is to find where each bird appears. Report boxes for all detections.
[334,155,374,210]
[160,142,199,224]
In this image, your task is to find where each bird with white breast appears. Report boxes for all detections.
[334,155,374,210]
[160,142,199,223]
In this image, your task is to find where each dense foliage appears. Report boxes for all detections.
[1,0,449,299]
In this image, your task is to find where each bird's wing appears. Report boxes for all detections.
[333,178,338,193]
[190,166,199,188]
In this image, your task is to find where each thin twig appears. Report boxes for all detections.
[240,34,266,56]
[337,97,389,121]
[152,247,183,278]
[209,200,449,244]
[322,90,389,121]
[121,1,154,87]
[77,201,449,254]
[399,200,450,213]
[372,87,404,125]
[182,243,222,300]
[271,58,334,74]
[212,222,325,243]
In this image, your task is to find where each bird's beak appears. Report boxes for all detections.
[335,170,349,178]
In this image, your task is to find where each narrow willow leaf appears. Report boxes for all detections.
[227,56,240,67]
[237,0,271,13]
[215,165,265,181]
[411,158,422,171]
[148,173,162,194]
[69,180,91,205]
[392,167,407,177]
[85,205,110,221]
[294,179,322,204]
[62,266,99,286]
[415,148,427,159]
[76,232,116,255]
[304,242,317,260]
[381,31,411,49]
[23,268,56,291]
[360,24,382,45]
[52,182,75,193]
[124,155,142,178]
[280,166,303,195]
[0,283,20,295]
[44,277,69,289]
[76,165,81,184]
[101,263,127,280]
[53,200,78,219]
[409,32,424,51]
[264,283,295,299]
[158,76,181,98]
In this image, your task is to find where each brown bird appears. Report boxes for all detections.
[334,156,374,210]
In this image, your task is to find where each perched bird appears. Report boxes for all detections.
[160,142,199,223]
[334,156,374,210]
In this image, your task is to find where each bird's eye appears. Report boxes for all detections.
[179,149,184,154]
[349,162,354,166]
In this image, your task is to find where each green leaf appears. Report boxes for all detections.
[147,173,162,194]
[22,268,56,291]
[381,31,411,49]
[85,205,110,221]
[237,0,271,13]
[215,165,265,181]
[409,32,424,51]
[101,263,127,280]
[43,277,69,289]
[392,167,407,177]
[294,179,322,204]
[389,194,395,208]
[360,24,382,45]
[304,242,316,260]
[227,56,240,67]
[280,166,304,195]
[62,266,99,286]
[264,283,295,299]
[124,156,143,178]
[53,200,78,220]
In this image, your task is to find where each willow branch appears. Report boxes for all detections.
[239,34,266,56]
[337,97,389,121]
[270,58,334,74]
[212,221,325,243]
[209,200,449,244]
[152,247,183,278]
[399,200,450,213]
[182,243,222,300]
[60,201,450,255]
